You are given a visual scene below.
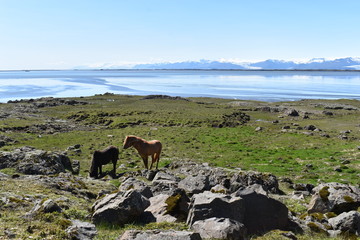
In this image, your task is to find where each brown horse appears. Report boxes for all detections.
[123,135,162,170]
[89,145,119,178]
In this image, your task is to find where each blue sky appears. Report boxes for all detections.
[1,0,360,69]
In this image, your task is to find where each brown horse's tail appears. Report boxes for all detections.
[156,142,162,169]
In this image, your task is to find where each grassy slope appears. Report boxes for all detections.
[1,95,360,239]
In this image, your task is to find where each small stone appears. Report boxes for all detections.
[339,135,348,140]
[306,164,313,169]
[304,125,316,131]
[323,111,334,116]
[340,130,351,134]
[341,160,350,165]
[66,220,97,240]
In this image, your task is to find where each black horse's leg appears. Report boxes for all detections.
[112,160,116,176]
[99,165,102,177]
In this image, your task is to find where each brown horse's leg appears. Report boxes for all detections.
[155,152,160,169]
[142,156,149,169]
[149,154,155,170]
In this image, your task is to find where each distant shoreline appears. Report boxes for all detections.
[1,69,360,72]
[1,69,359,103]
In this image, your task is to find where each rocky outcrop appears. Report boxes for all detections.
[0,135,17,147]
[6,150,358,239]
[118,230,201,240]
[92,190,150,226]
[307,182,360,214]
[212,111,250,128]
[230,171,281,194]
[141,95,190,101]
[0,146,73,175]
[8,97,88,108]
[168,162,281,195]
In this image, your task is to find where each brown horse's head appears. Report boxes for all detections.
[123,135,138,149]
[89,151,100,178]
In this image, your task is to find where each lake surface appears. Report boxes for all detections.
[0,70,360,102]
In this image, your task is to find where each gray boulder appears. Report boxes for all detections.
[142,194,178,223]
[119,177,153,198]
[178,175,210,194]
[308,182,360,214]
[42,199,62,213]
[66,220,97,240]
[92,190,150,226]
[328,211,360,236]
[186,191,244,226]
[151,171,179,194]
[234,184,268,196]
[192,217,247,240]
[235,189,289,235]
[152,171,180,184]
[118,230,202,240]
[72,160,80,175]
[141,188,189,223]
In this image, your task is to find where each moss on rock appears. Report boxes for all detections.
[165,194,181,215]
[319,186,330,201]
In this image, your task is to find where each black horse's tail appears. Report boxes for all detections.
[89,154,98,178]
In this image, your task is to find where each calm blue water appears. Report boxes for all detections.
[0,70,360,102]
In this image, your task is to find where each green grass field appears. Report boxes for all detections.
[1,94,359,239]
[2,95,359,185]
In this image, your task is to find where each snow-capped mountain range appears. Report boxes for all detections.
[132,57,360,70]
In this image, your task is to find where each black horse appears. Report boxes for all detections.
[89,146,119,178]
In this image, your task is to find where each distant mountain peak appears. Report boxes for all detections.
[309,58,326,63]
[132,57,360,70]
[78,57,360,70]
